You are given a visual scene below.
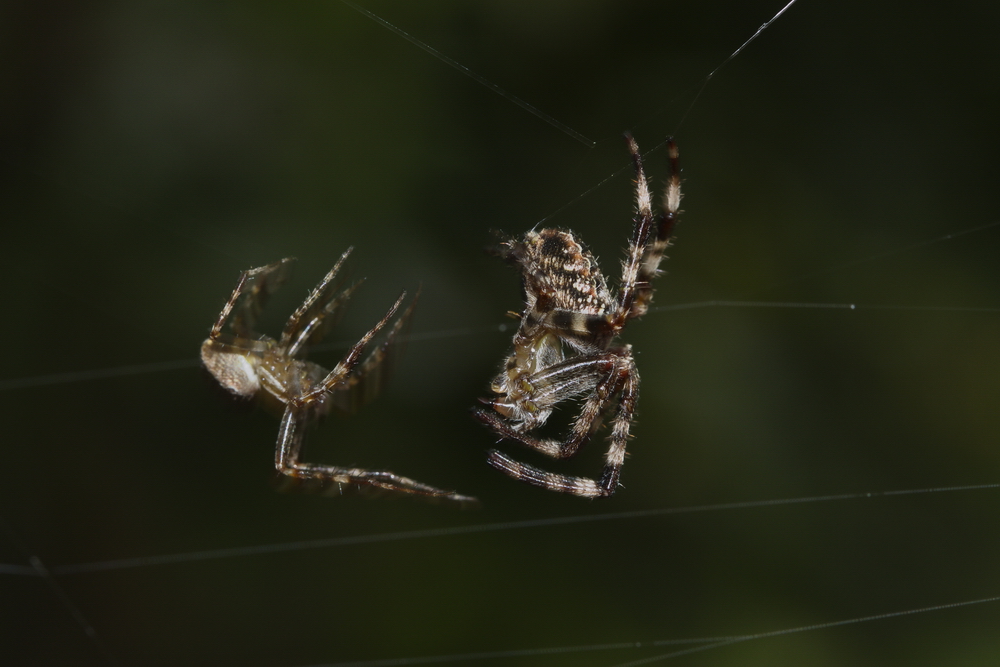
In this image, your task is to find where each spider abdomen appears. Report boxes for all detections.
[200,340,262,398]
[520,229,613,316]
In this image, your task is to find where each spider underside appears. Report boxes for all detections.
[475,135,682,498]
[201,249,476,505]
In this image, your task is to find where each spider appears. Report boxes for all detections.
[201,248,477,505]
[474,135,681,498]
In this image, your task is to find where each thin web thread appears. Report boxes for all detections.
[1,289,997,392]
[340,0,594,147]
[772,219,1000,288]
[672,0,799,132]
[2,482,994,577]
[607,596,1000,667]
[301,639,721,667]
[277,595,1000,666]
[1,518,118,665]
[534,0,801,222]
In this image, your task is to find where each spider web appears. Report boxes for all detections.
[2,1,1000,666]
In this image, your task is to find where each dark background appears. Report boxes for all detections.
[2,1,999,665]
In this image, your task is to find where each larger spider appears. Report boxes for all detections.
[201,249,476,505]
[474,135,682,498]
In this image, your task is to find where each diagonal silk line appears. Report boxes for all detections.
[340,0,594,147]
[0,482,987,576]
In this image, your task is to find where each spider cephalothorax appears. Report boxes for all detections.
[475,135,682,498]
[202,249,476,505]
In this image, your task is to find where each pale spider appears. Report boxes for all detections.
[474,135,681,498]
[201,249,476,504]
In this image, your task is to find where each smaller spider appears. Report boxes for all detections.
[474,135,682,498]
[201,248,476,505]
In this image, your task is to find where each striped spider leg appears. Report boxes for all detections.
[201,249,477,505]
[474,135,682,498]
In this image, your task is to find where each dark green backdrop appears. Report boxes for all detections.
[2,1,999,665]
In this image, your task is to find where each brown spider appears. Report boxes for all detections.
[474,135,681,498]
[201,249,476,505]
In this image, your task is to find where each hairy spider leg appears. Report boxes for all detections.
[210,259,281,338]
[328,288,420,414]
[277,250,419,411]
[210,258,295,340]
[486,357,638,498]
[474,353,630,458]
[275,406,478,504]
[624,135,681,320]
[296,290,407,404]
[280,248,360,357]
[615,134,657,322]
[275,286,479,505]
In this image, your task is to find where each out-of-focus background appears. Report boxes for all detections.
[3,1,999,665]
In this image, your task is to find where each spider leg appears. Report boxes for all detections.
[622,136,682,320]
[327,289,420,414]
[615,133,657,321]
[297,290,408,404]
[210,258,295,340]
[275,406,478,505]
[474,354,626,459]
[487,451,602,497]
[486,360,638,498]
[280,248,360,356]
